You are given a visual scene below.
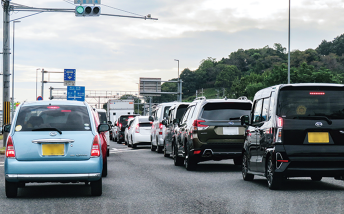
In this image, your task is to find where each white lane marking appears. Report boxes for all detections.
[110,148,146,154]
[0,165,4,167]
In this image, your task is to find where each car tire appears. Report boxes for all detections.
[163,142,170,157]
[266,156,281,190]
[157,145,163,153]
[234,157,242,165]
[91,178,102,196]
[102,159,108,177]
[174,143,184,166]
[184,147,196,171]
[5,180,18,198]
[107,148,110,157]
[242,153,254,181]
[311,176,322,181]
[151,142,156,151]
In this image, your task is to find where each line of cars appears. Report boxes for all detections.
[148,83,344,190]
[3,101,111,197]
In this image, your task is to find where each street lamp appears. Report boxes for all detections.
[288,0,291,84]
[36,68,41,99]
[12,20,21,120]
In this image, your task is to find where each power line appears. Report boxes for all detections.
[101,4,145,17]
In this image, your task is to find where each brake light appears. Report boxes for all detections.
[193,120,209,131]
[6,136,15,158]
[277,117,283,128]
[310,92,325,95]
[277,160,289,163]
[119,123,122,129]
[116,121,119,126]
[91,135,100,157]
[159,122,163,130]
[135,124,140,133]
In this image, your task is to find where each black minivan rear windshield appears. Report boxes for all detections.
[16,105,91,131]
[277,87,344,119]
[201,103,252,120]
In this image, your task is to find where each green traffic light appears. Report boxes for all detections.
[76,6,84,14]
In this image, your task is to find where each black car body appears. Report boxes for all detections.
[115,114,139,143]
[174,97,252,170]
[241,83,344,189]
[162,102,189,157]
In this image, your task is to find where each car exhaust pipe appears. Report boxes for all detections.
[202,149,213,158]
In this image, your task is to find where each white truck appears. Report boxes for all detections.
[107,99,135,141]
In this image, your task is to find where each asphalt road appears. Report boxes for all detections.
[1,141,344,214]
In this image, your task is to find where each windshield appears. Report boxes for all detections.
[176,105,188,119]
[277,87,344,119]
[201,103,252,120]
[98,112,107,124]
[119,115,135,126]
[15,105,91,131]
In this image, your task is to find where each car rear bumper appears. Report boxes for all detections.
[133,134,150,145]
[6,173,101,182]
[190,144,243,162]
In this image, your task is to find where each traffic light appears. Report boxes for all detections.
[75,6,101,17]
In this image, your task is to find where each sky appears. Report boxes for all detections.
[1,0,344,104]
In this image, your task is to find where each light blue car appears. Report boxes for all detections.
[3,101,110,198]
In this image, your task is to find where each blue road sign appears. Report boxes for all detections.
[64,69,76,81]
[67,86,85,101]
[37,96,43,101]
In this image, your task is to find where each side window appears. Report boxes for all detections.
[168,109,173,124]
[252,99,263,123]
[181,106,193,124]
[187,106,196,122]
[268,92,276,121]
[156,108,161,121]
[261,98,270,122]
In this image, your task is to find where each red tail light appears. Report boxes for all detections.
[277,160,289,163]
[6,136,15,158]
[159,122,163,130]
[119,123,122,129]
[310,92,325,95]
[116,121,119,126]
[91,135,101,157]
[135,124,140,133]
[277,117,283,128]
[193,150,201,155]
[193,120,209,130]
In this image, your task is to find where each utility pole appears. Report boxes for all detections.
[3,0,11,147]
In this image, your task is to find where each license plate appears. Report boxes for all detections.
[308,132,329,143]
[42,144,65,156]
[223,127,239,135]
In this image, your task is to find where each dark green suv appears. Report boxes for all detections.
[173,97,252,170]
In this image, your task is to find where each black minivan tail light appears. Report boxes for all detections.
[310,92,325,95]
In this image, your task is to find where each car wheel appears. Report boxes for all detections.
[5,180,18,198]
[234,156,242,165]
[151,141,156,151]
[107,148,110,157]
[163,142,170,157]
[242,153,254,181]
[174,143,184,166]
[102,158,108,177]
[128,138,132,147]
[184,147,196,171]
[311,176,322,181]
[91,178,102,196]
[157,145,163,153]
[266,156,281,190]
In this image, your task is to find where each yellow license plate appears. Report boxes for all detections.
[42,144,65,156]
[308,132,329,143]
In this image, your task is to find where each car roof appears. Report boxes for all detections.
[191,98,252,105]
[21,101,87,107]
[95,109,106,112]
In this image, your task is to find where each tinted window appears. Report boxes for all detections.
[268,92,276,120]
[252,100,263,123]
[120,115,135,126]
[98,112,107,124]
[176,105,188,119]
[201,103,252,120]
[139,123,152,127]
[163,106,171,119]
[277,88,344,119]
[181,106,193,124]
[16,105,91,131]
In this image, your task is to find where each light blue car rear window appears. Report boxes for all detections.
[15,105,91,132]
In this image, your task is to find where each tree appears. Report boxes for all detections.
[214,65,239,88]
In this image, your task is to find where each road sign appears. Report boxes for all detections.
[37,96,43,101]
[139,78,161,96]
[64,69,76,86]
[67,86,85,101]
[74,0,101,4]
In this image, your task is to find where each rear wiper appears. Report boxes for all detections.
[293,116,332,125]
[32,128,62,134]
[229,117,240,120]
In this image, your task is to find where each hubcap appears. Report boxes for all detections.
[267,159,273,185]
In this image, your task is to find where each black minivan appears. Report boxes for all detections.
[241,83,344,189]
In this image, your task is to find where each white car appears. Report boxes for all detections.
[149,103,173,153]
[124,118,135,145]
[128,116,152,149]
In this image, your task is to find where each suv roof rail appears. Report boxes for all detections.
[238,96,248,101]
[194,96,206,101]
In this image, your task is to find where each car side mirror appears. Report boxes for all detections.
[108,121,112,125]
[240,115,250,126]
[173,118,180,124]
[162,120,167,126]
[98,124,110,133]
[149,116,154,122]
[3,124,11,134]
